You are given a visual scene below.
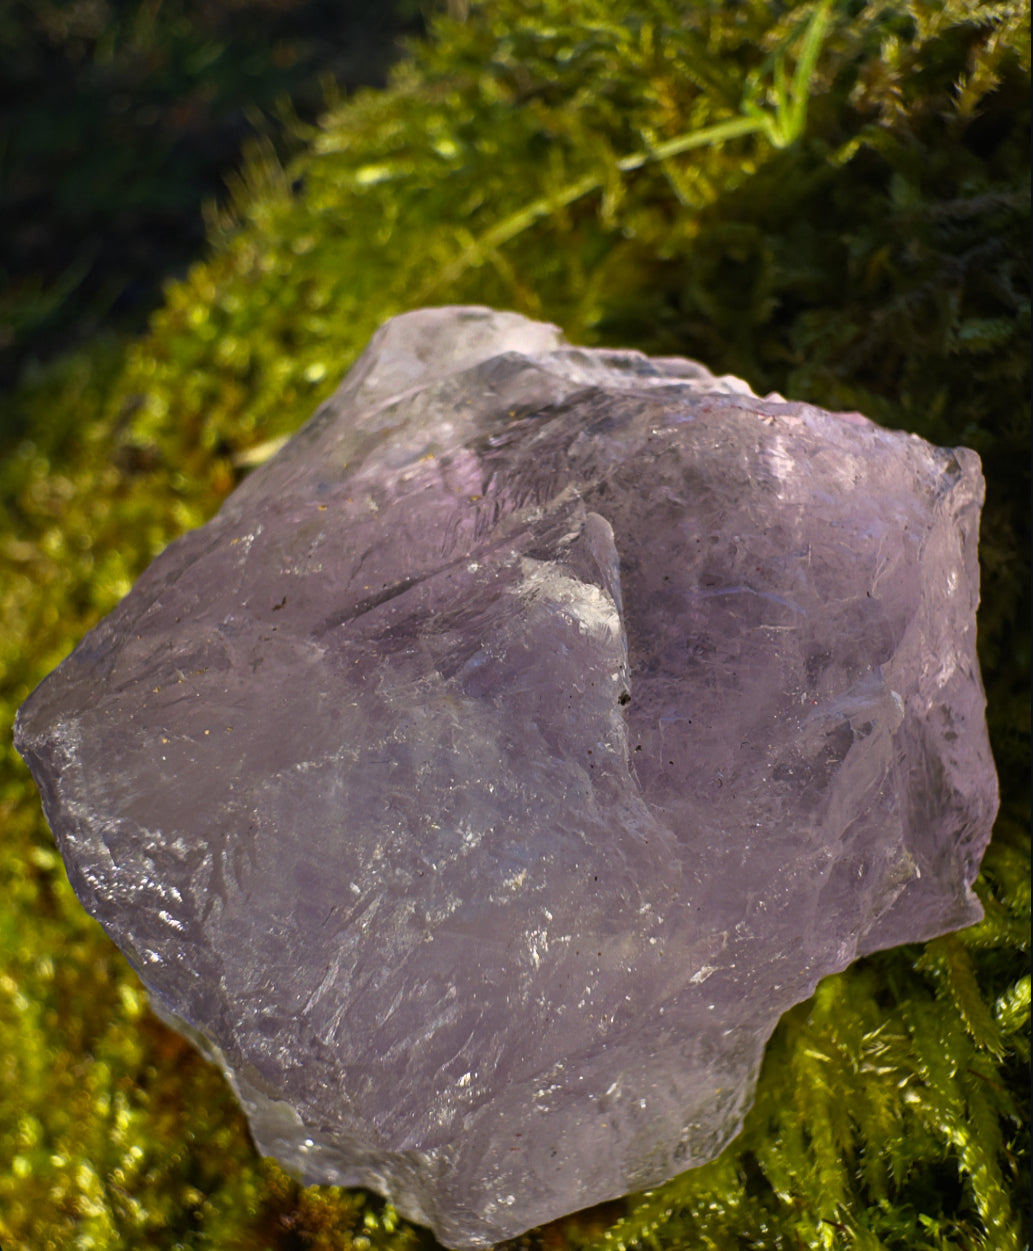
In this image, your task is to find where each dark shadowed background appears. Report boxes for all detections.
[0,0,430,393]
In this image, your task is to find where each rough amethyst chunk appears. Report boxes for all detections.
[14,307,998,1248]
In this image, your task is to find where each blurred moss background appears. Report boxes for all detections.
[0,1,1029,1249]
[0,0,429,395]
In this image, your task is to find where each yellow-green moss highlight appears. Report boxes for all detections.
[1,1,1028,1248]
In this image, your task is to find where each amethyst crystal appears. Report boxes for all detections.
[15,307,998,1247]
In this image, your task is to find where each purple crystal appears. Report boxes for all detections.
[15,307,998,1247]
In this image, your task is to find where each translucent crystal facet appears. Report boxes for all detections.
[14,307,998,1248]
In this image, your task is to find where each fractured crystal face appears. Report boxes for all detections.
[15,306,998,1248]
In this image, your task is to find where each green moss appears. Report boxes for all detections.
[1,1,1028,1248]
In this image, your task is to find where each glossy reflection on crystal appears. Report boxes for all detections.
[15,307,998,1248]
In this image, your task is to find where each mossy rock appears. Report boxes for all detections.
[1,2,1028,1248]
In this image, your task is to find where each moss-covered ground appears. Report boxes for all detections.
[0,2,1029,1248]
